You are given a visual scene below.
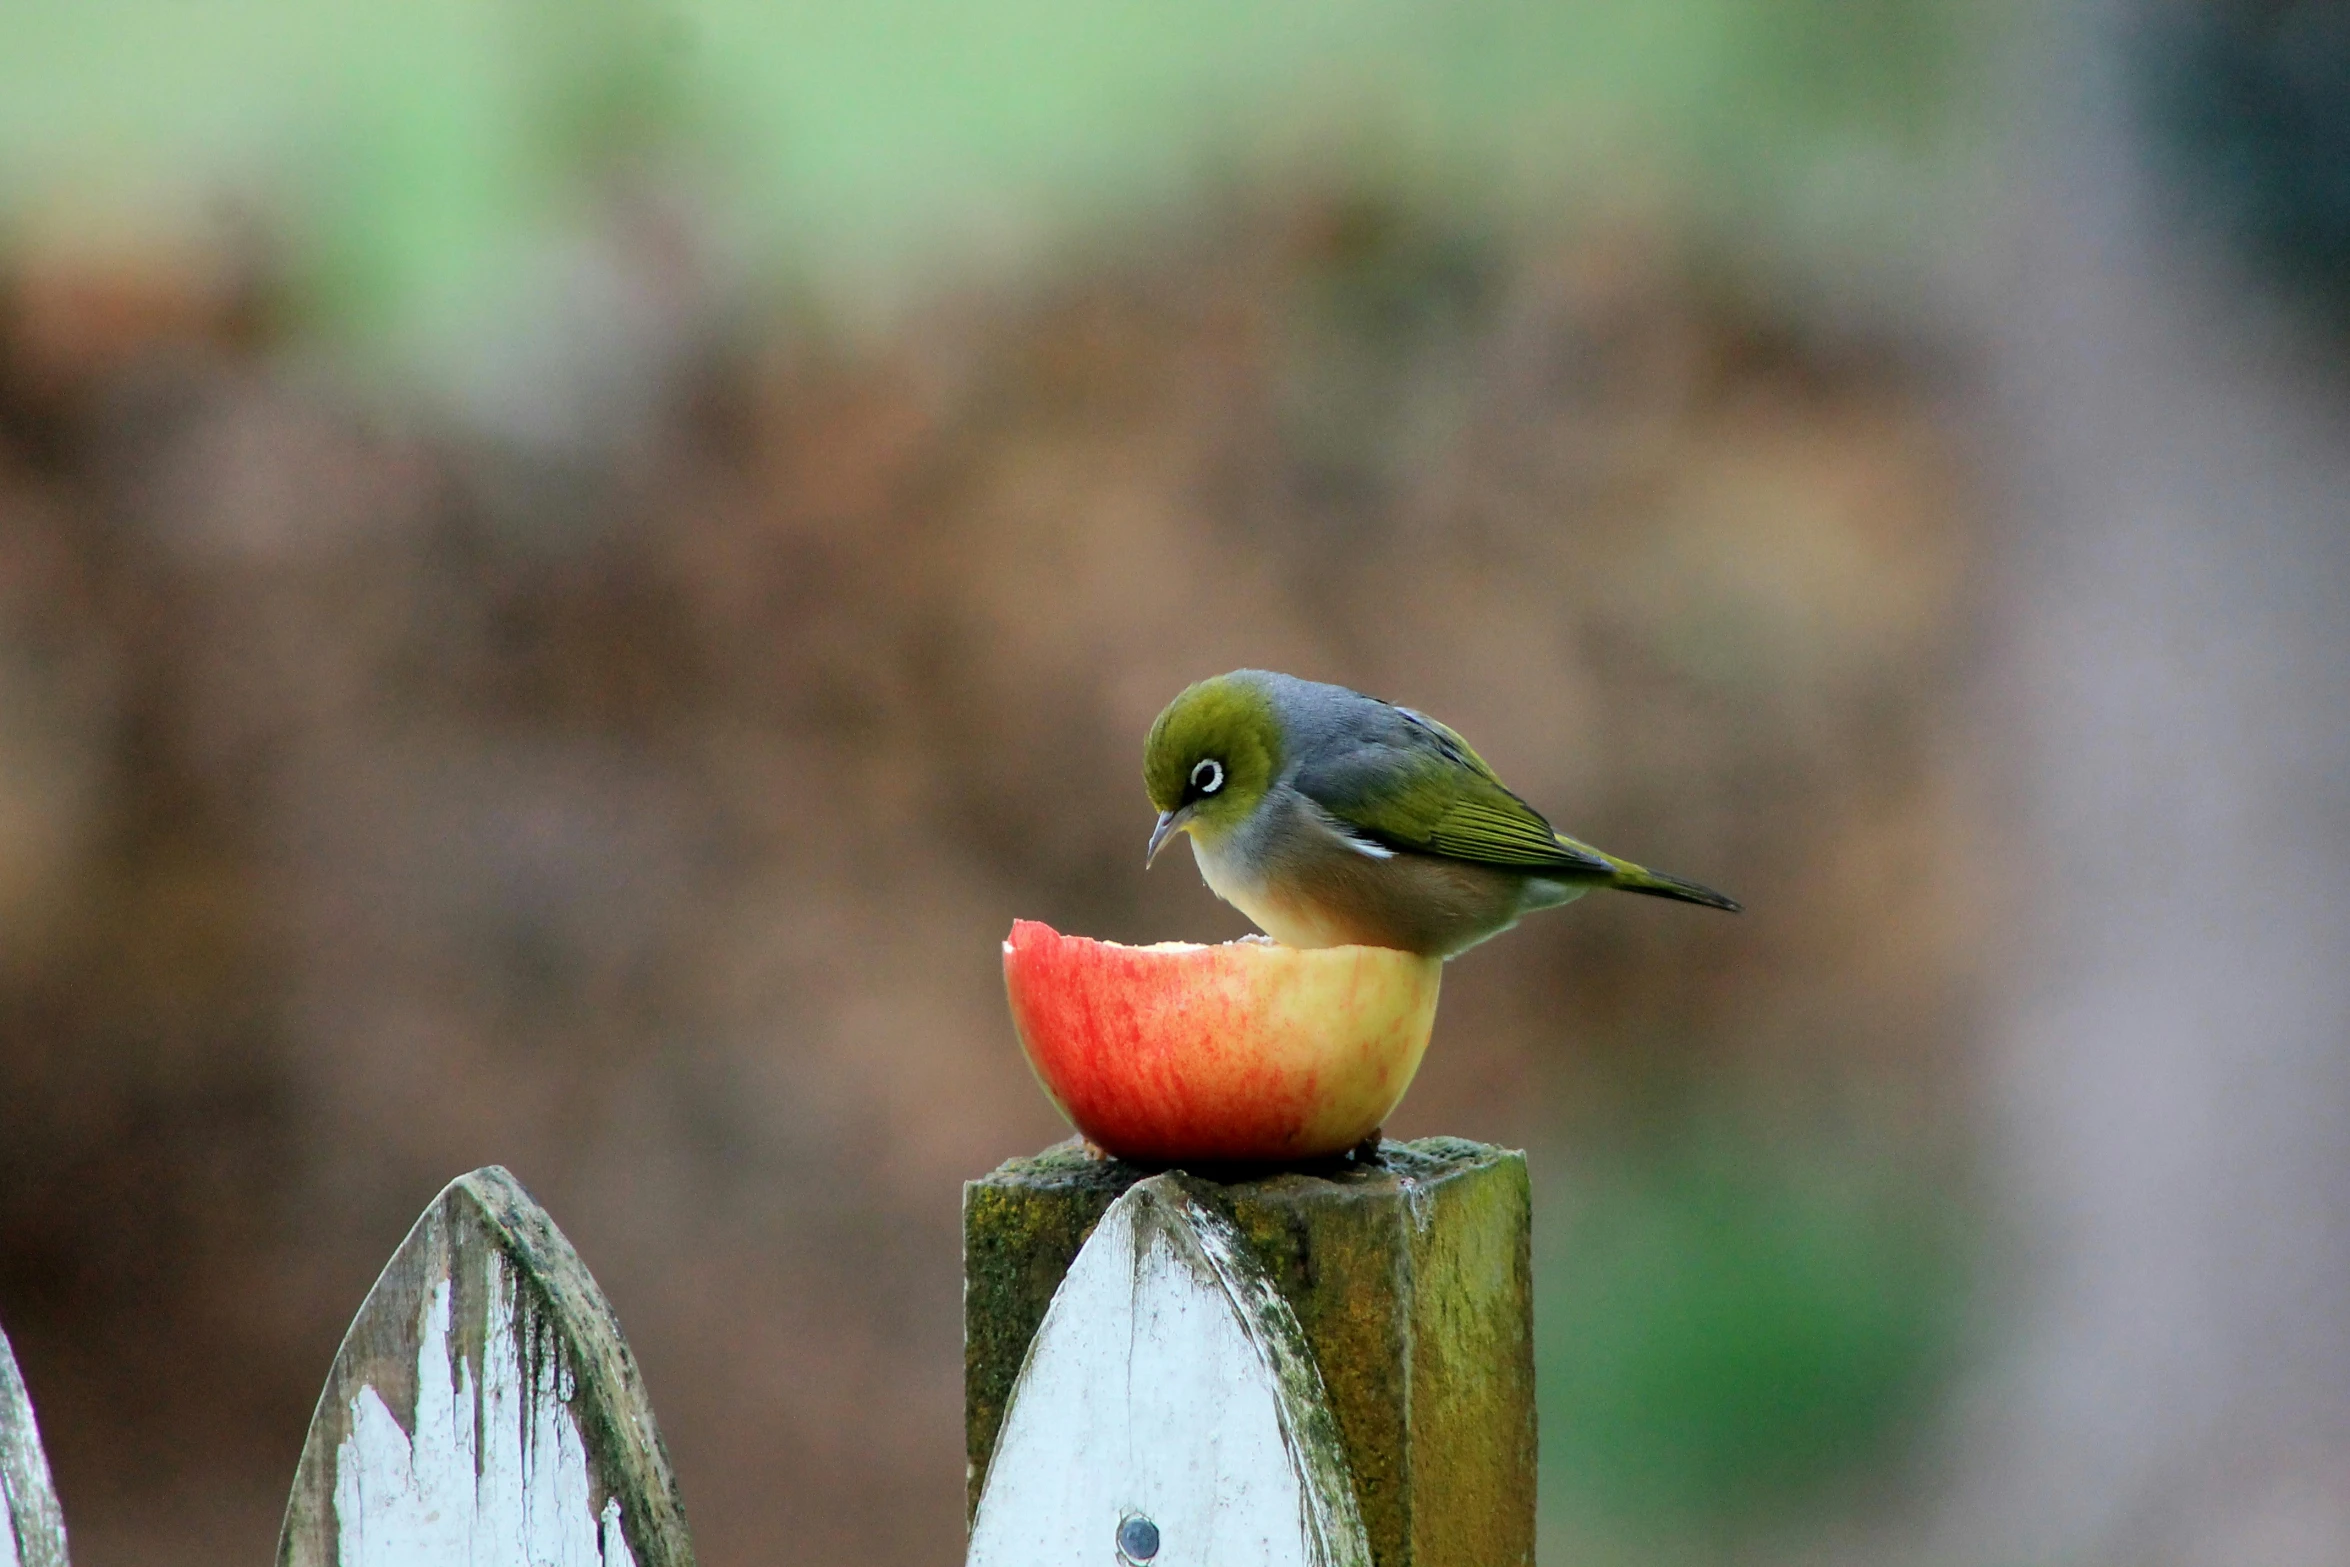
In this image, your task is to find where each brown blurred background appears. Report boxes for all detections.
[5,3,2350,1565]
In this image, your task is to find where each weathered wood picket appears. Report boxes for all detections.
[278,1167,692,1567]
[1,1322,69,1567]
[965,1137,1535,1567]
[0,1140,1534,1566]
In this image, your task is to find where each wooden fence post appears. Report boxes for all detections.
[0,1322,68,1567]
[277,1166,693,1567]
[965,1137,1535,1567]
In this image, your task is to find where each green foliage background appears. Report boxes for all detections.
[1,0,1977,345]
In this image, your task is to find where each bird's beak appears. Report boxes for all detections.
[1145,807,1191,868]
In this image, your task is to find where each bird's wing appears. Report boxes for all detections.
[1296,706,1615,876]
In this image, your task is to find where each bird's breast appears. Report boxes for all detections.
[1186,798,1536,957]
[1188,830,1359,950]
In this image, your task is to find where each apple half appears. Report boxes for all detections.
[1002,919,1442,1163]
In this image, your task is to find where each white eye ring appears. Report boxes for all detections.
[1190,758,1224,795]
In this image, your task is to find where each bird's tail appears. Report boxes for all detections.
[1604,859,1743,913]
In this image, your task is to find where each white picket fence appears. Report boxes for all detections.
[3,1144,1533,1567]
[0,1167,692,1567]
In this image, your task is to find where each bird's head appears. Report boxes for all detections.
[1143,672,1284,865]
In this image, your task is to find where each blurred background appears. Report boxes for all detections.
[3,2,2348,1564]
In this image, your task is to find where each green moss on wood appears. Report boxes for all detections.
[964,1136,1534,1567]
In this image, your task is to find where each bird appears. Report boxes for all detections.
[1144,669,1739,958]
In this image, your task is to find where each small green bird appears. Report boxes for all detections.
[1144,670,1739,957]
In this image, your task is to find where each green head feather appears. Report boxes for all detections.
[1143,673,1283,835]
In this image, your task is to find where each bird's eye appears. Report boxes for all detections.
[1190,758,1224,795]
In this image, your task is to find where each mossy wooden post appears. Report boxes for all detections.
[965,1137,1534,1567]
[1,1320,69,1567]
[278,1166,693,1567]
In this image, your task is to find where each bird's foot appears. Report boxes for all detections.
[1347,1127,1385,1164]
[1080,1137,1113,1161]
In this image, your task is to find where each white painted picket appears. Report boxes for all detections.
[329,1265,636,1567]
[965,1174,1371,1567]
[277,1166,692,1567]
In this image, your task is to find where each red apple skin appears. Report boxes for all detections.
[1002,919,1442,1163]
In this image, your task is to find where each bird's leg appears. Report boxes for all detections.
[1348,1127,1385,1163]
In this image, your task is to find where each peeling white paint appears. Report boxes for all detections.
[1396,1172,1434,1233]
[967,1176,1369,1567]
[333,1251,637,1567]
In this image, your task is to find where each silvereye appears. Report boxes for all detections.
[1144,670,1739,957]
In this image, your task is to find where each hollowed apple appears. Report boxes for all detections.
[1002,919,1442,1164]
